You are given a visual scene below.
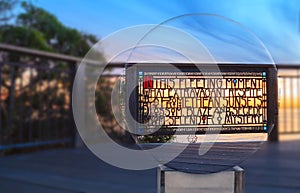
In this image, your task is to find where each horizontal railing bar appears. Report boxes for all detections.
[0,43,82,63]
[0,43,125,67]
[279,132,300,135]
[0,138,73,151]
[276,64,300,69]
[1,43,300,68]
[2,63,300,78]
[278,76,300,78]
[0,62,72,73]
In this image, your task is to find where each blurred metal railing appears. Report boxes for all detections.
[277,65,300,135]
[0,44,127,153]
[0,43,300,153]
[0,43,78,152]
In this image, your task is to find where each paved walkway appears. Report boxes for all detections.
[0,141,299,193]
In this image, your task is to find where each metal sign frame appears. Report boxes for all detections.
[126,63,277,136]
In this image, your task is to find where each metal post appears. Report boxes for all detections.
[291,77,294,132]
[0,64,2,147]
[298,69,300,133]
[46,69,51,140]
[18,67,24,143]
[268,68,279,141]
[234,166,245,193]
[283,78,287,133]
[69,62,77,147]
[28,67,33,142]
[7,66,16,145]
[54,71,59,140]
[37,69,42,141]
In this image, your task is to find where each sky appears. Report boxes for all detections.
[31,0,300,63]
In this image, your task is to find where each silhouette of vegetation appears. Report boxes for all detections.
[0,1,98,56]
[0,0,18,23]
[0,1,102,153]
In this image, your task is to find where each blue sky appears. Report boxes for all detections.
[32,0,300,63]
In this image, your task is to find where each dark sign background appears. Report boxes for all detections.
[126,64,277,136]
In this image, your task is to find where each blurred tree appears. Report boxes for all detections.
[0,1,125,152]
[0,1,100,150]
[16,2,98,56]
[0,0,18,24]
[0,1,98,56]
[0,25,52,51]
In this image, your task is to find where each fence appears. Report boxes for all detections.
[0,44,79,153]
[277,65,300,138]
[0,44,299,153]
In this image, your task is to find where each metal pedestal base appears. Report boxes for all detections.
[157,165,244,193]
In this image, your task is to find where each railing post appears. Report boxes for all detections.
[0,63,2,149]
[269,115,279,141]
[69,62,78,147]
[269,68,279,142]
[7,65,16,145]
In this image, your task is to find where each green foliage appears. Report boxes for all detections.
[17,1,63,39]
[0,0,18,23]
[0,1,98,57]
[0,25,52,51]
[139,135,174,143]
[0,1,116,150]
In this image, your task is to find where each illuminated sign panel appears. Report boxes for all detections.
[137,70,267,135]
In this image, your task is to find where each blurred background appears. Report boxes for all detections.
[0,0,299,193]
